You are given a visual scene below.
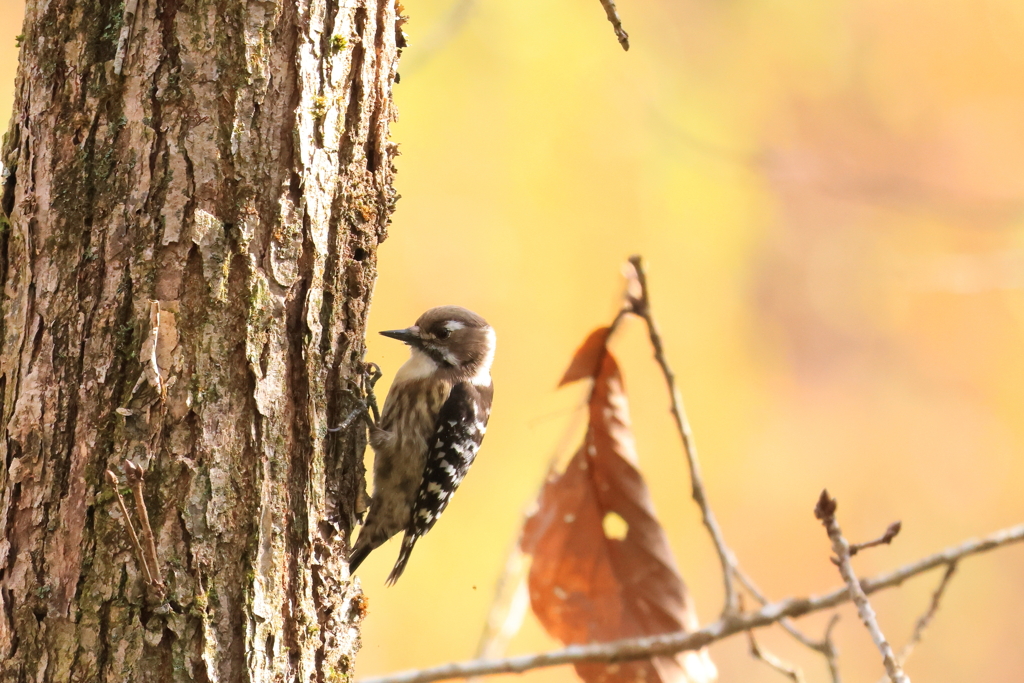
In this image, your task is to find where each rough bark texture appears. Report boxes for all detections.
[0,0,401,677]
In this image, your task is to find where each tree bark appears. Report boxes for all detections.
[0,0,401,677]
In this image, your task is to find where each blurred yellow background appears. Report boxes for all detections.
[4,0,1024,680]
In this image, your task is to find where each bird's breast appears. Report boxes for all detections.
[375,378,452,453]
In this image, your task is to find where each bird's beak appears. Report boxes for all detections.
[379,326,421,345]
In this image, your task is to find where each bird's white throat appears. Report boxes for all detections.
[393,348,440,383]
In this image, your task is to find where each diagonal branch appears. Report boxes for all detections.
[896,561,956,662]
[874,562,958,683]
[357,522,1024,683]
[106,470,155,586]
[123,459,163,589]
[626,255,739,616]
[747,629,805,683]
[742,594,805,683]
[819,614,843,683]
[472,541,530,663]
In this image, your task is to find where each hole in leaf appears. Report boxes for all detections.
[602,512,628,540]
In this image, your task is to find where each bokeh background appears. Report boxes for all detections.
[4,0,1024,680]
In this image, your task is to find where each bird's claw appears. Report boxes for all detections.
[362,362,382,424]
[364,362,383,390]
[327,362,384,433]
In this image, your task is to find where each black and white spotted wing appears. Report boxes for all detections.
[385,380,494,585]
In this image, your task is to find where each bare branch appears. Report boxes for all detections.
[627,255,739,615]
[815,490,908,683]
[356,522,1024,683]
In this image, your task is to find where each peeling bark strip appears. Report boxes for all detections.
[0,0,402,677]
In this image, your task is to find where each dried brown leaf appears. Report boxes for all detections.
[559,327,612,386]
[524,353,716,683]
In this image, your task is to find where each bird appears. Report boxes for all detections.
[348,305,495,585]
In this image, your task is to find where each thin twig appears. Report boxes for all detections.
[820,614,842,683]
[747,629,805,683]
[471,546,529,662]
[815,490,908,683]
[597,0,630,50]
[123,460,164,588]
[874,562,958,683]
[626,255,739,616]
[473,450,581,666]
[734,565,842,681]
[898,561,956,660]
[628,254,838,677]
[356,522,1024,683]
[576,307,629,403]
[850,522,902,557]
[734,566,817,647]
[106,469,155,585]
[741,594,805,683]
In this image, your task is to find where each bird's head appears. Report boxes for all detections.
[381,306,495,384]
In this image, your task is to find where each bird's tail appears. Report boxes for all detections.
[348,543,372,573]
[348,523,388,574]
[385,532,420,586]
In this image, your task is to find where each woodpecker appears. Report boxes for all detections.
[349,305,495,584]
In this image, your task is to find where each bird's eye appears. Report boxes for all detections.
[436,327,452,340]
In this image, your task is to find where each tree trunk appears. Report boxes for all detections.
[0,0,400,677]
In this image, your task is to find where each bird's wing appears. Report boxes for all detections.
[385,380,494,584]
